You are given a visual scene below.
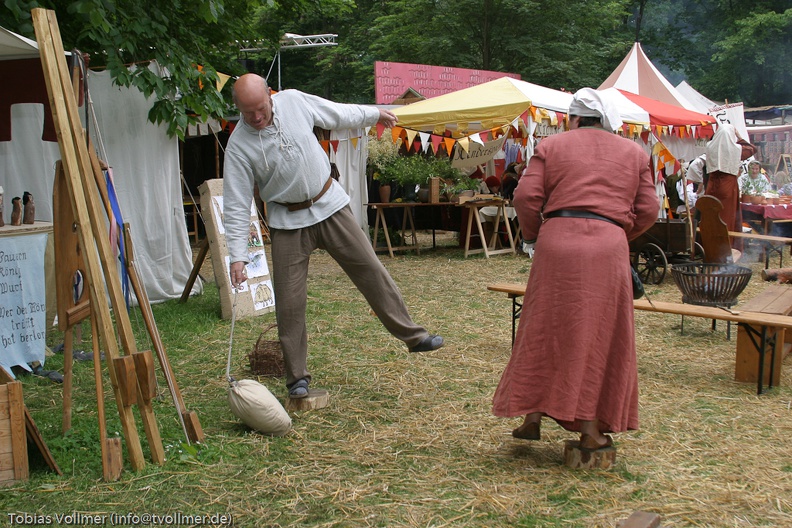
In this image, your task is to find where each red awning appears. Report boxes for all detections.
[618,89,715,127]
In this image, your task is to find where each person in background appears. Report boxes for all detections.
[705,123,756,249]
[223,74,444,399]
[685,154,707,197]
[500,162,521,200]
[776,171,792,195]
[484,176,501,195]
[492,88,659,453]
[738,160,771,196]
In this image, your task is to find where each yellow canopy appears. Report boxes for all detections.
[393,76,572,132]
[392,76,651,133]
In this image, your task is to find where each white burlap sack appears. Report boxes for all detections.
[228,379,291,436]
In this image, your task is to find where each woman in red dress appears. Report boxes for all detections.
[492,88,659,452]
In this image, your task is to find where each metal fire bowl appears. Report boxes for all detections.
[670,263,753,307]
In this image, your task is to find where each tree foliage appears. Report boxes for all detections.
[1,0,254,137]
[637,0,792,105]
[1,0,788,136]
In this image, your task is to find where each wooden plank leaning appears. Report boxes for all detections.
[32,8,162,471]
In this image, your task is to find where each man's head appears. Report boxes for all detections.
[233,74,273,130]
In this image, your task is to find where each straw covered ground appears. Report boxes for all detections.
[3,231,792,527]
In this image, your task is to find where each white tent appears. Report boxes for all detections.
[676,80,719,114]
[0,26,200,303]
[599,42,700,112]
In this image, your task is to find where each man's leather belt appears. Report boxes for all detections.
[276,177,333,212]
[544,209,622,228]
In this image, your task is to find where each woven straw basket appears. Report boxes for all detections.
[247,324,286,377]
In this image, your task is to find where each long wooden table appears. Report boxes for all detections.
[487,282,792,394]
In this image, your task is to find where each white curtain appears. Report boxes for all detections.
[0,63,200,304]
[331,128,369,230]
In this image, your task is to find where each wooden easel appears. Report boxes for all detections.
[33,8,205,480]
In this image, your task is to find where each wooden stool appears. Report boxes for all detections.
[285,389,329,411]
[563,440,616,469]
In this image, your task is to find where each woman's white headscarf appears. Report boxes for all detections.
[568,87,624,132]
[706,123,742,175]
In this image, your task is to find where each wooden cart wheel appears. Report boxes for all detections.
[633,242,667,284]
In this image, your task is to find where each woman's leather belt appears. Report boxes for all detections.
[544,209,622,228]
[276,177,333,212]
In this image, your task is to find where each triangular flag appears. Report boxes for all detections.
[320,140,330,154]
[431,134,443,153]
[443,137,456,154]
[350,137,359,150]
[376,123,385,139]
[470,133,484,146]
[419,132,431,153]
[216,72,232,92]
[391,126,403,143]
[330,140,339,153]
[405,129,418,149]
[457,137,470,153]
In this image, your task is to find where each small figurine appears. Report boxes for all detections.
[0,186,4,227]
[11,196,22,226]
[22,191,35,224]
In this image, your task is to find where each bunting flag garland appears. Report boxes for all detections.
[443,137,456,154]
[320,140,330,154]
[391,126,403,143]
[457,137,470,153]
[376,123,385,139]
[469,132,484,146]
[350,137,358,150]
[330,140,339,153]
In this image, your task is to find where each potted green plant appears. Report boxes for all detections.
[367,136,400,202]
[379,155,432,202]
[441,173,479,202]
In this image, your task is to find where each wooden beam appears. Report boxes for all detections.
[32,8,147,471]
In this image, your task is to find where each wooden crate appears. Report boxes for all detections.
[0,381,28,485]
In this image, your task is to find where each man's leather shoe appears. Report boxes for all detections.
[409,334,444,352]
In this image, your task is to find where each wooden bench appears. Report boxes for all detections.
[487,282,527,345]
[487,282,792,394]
[733,284,792,387]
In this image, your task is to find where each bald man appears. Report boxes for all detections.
[223,74,444,399]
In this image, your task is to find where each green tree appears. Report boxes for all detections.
[1,0,255,138]
[641,0,792,105]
